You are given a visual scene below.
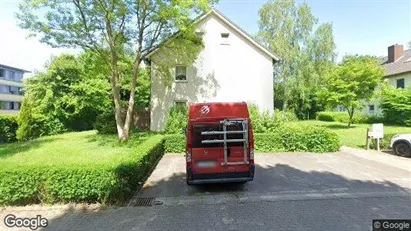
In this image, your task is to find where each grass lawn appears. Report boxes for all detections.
[0,130,157,168]
[290,120,411,148]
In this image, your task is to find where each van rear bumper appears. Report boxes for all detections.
[186,164,254,184]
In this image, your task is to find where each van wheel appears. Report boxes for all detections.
[394,142,411,157]
[186,180,193,185]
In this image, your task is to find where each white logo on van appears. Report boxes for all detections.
[200,105,210,115]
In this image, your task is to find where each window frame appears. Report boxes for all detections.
[220,32,230,45]
[396,78,405,89]
[0,69,4,78]
[174,100,188,107]
[175,66,187,82]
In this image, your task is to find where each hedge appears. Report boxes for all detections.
[164,124,340,153]
[0,135,164,206]
[316,111,384,124]
[0,115,18,143]
[164,134,186,153]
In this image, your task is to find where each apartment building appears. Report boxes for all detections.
[0,64,29,114]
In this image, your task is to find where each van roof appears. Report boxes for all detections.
[188,102,250,121]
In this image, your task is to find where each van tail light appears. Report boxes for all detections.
[186,151,192,162]
[250,148,254,160]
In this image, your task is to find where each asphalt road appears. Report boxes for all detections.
[1,149,410,231]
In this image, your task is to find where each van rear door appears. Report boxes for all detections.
[191,123,223,177]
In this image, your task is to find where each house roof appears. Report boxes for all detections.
[0,64,30,73]
[380,49,411,77]
[146,8,281,61]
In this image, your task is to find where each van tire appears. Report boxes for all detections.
[186,180,193,185]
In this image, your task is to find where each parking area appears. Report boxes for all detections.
[134,150,411,203]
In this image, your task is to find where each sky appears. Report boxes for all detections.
[0,0,410,73]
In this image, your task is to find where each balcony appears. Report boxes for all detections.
[0,93,24,102]
[0,78,24,87]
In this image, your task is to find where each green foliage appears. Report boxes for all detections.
[318,55,385,126]
[164,134,186,153]
[380,85,411,126]
[0,116,18,143]
[316,111,385,124]
[164,124,340,153]
[0,135,164,206]
[249,103,298,133]
[369,133,396,150]
[94,110,118,135]
[164,105,189,134]
[255,124,340,153]
[258,0,336,115]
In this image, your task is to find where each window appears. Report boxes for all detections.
[369,105,375,113]
[9,71,15,80]
[221,33,230,45]
[338,106,345,112]
[9,86,18,95]
[10,102,15,110]
[397,78,405,89]
[0,69,4,78]
[175,66,187,81]
[174,100,187,107]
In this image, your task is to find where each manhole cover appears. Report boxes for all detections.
[131,197,163,207]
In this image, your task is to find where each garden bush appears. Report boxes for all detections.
[0,135,164,206]
[0,115,18,143]
[164,124,340,153]
[94,110,118,134]
[164,134,186,153]
[369,133,397,150]
[255,124,340,153]
[316,111,384,124]
[164,105,188,134]
[381,86,411,126]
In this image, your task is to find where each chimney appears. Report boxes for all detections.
[388,44,404,62]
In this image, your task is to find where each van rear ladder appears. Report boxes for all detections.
[201,118,249,166]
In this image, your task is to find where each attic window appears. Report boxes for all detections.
[221,33,230,45]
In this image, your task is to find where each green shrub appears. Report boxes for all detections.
[248,103,298,133]
[381,86,411,126]
[0,135,164,205]
[94,110,117,134]
[164,124,340,153]
[316,111,383,124]
[0,116,18,143]
[255,124,340,153]
[164,134,186,153]
[369,133,396,150]
[164,105,188,134]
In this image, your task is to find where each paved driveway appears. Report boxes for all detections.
[133,149,411,205]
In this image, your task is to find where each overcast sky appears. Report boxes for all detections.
[0,0,410,74]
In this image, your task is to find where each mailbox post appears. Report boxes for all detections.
[366,123,384,151]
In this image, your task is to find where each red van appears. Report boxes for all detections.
[184,102,255,185]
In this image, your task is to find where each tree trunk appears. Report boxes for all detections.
[123,58,141,140]
[109,55,126,141]
[346,106,355,127]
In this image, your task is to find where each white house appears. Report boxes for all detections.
[147,9,280,131]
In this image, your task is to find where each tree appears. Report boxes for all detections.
[318,55,384,126]
[17,0,215,141]
[257,0,336,116]
[17,54,112,140]
[380,83,411,126]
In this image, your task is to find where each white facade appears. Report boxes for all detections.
[149,10,279,131]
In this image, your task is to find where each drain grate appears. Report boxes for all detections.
[131,197,163,207]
